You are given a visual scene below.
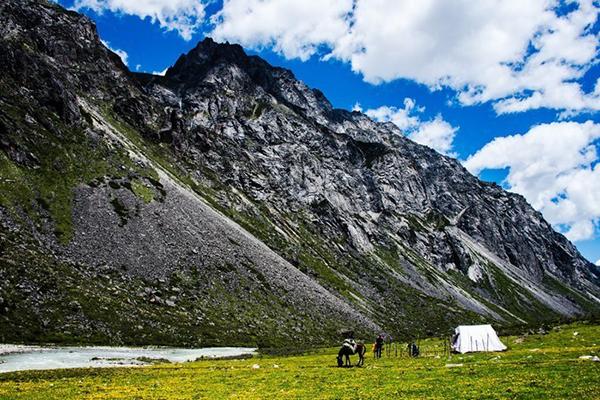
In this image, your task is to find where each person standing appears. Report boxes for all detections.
[375,334,384,358]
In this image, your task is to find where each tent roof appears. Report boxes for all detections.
[455,324,495,332]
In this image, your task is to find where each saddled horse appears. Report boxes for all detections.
[337,342,366,367]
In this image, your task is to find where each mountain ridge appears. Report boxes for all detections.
[0,0,598,347]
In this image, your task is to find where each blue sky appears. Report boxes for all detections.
[55,0,600,264]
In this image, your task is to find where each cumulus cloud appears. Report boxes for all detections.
[360,99,421,131]
[464,121,600,241]
[100,39,128,65]
[596,259,600,266]
[210,0,600,114]
[211,0,353,61]
[74,0,206,40]
[362,98,458,156]
[410,117,458,156]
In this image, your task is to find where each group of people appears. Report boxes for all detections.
[337,333,386,367]
[342,333,386,358]
[338,332,420,366]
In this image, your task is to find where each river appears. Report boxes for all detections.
[0,344,256,373]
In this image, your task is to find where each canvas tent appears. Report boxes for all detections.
[451,324,506,354]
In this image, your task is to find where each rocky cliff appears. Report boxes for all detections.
[0,0,598,347]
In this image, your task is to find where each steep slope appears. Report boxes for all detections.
[0,0,598,346]
[0,0,378,346]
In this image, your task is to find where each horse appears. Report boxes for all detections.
[337,342,366,367]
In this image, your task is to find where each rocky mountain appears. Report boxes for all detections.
[0,0,598,347]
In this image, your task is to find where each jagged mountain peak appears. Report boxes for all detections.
[166,37,292,86]
[167,37,249,78]
[156,37,337,123]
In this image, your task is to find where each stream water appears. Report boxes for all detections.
[0,344,256,373]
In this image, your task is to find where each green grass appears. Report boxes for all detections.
[129,179,155,204]
[1,322,598,399]
[0,95,156,244]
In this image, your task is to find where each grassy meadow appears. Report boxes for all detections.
[0,322,599,399]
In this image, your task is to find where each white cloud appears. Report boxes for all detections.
[100,39,128,66]
[410,117,458,156]
[74,0,206,40]
[210,0,600,114]
[464,121,600,242]
[363,99,421,131]
[364,98,458,156]
[211,0,353,61]
[596,259,600,266]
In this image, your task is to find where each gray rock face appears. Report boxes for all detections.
[138,38,600,321]
[0,0,598,346]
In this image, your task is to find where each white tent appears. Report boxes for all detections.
[451,324,507,354]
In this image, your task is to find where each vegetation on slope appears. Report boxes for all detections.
[0,89,157,244]
[0,222,366,348]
